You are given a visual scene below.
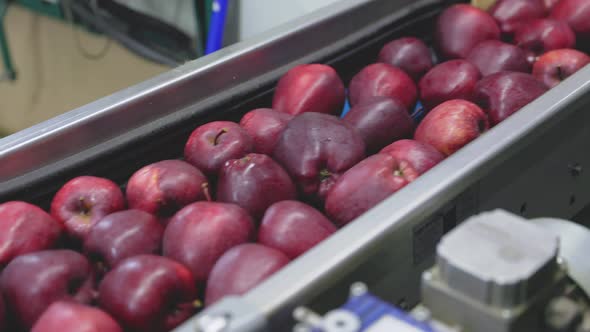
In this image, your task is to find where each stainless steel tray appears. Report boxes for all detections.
[0,0,588,331]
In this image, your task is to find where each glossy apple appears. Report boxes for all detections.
[466,40,530,76]
[239,108,293,155]
[273,113,365,202]
[83,210,164,274]
[348,63,417,110]
[184,121,253,176]
[98,255,198,332]
[380,139,445,175]
[216,153,296,219]
[258,200,336,258]
[325,154,418,226]
[473,72,548,125]
[419,60,481,110]
[50,176,125,242]
[489,0,547,37]
[551,0,590,46]
[0,250,95,331]
[126,160,210,221]
[0,201,63,267]
[32,301,123,332]
[514,19,576,56]
[205,244,289,306]
[435,4,500,59]
[415,99,489,156]
[272,64,345,116]
[532,48,590,88]
[377,37,434,81]
[163,202,254,284]
[342,96,414,152]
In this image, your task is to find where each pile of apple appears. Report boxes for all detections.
[0,0,588,331]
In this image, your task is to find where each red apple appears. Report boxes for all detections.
[545,0,560,10]
[258,200,336,258]
[342,96,414,153]
[466,40,531,76]
[419,60,481,110]
[216,153,297,219]
[489,0,547,37]
[551,0,590,45]
[205,244,289,306]
[184,121,253,176]
[380,139,445,175]
[50,176,125,242]
[473,72,548,125]
[272,64,345,116]
[435,4,500,59]
[163,202,254,284]
[414,100,489,156]
[325,154,418,226]
[83,210,164,274]
[272,113,366,202]
[532,48,590,88]
[0,201,63,267]
[514,19,576,56]
[126,160,210,221]
[377,37,434,81]
[0,250,95,331]
[98,255,198,332]
[32,301,123,332]
[348,63,417,110]
[239,108,293,155]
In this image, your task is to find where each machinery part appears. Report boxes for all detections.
[533,218,590,297]
[545,297,583,332]
[0,0,16,81]
[422,210,568,332]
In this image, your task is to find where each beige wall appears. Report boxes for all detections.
[0,5,167,135]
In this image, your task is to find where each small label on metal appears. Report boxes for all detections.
[365,316,425,332]
[412,216,444,266]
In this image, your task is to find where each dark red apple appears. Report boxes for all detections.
[377,37,434,81]
[184,121,253,176]
[163,202,254,284]
[272,64,345,116]
[50,176,125,242]
[419,60,481,110]
[32,301,123,332]
[239,108,293,155]
[84,210,164,273]
[272,113,365,202]
[435,4,501,59]
[532,48,590,88]
[0,201,63,267]
[325,154,418,226]
[545,0,560,10]
[126,160,210,221]
[551,0,590,45]
[489,0,547,37]
[348,63,417,110]
[98,255,198,332]
[342,96,414,153]
[414,99,489,156]
[258,200,336,259]
[0,250,95,331]
[205,244,289,306]
[380,139,445,175]
[514,19,576,56]
[216,153,297,219]
[466,40,530,76]
[473,72,548,125]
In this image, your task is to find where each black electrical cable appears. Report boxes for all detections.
[67,1,181,67]
[62,0,112,61]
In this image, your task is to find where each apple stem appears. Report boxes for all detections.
[556,66,564,81]
[213,129,228,145]
[192,299,203,308]
[202,183,212,202]
[319,169,332,181]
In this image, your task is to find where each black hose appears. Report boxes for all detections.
[67,1,181,67]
